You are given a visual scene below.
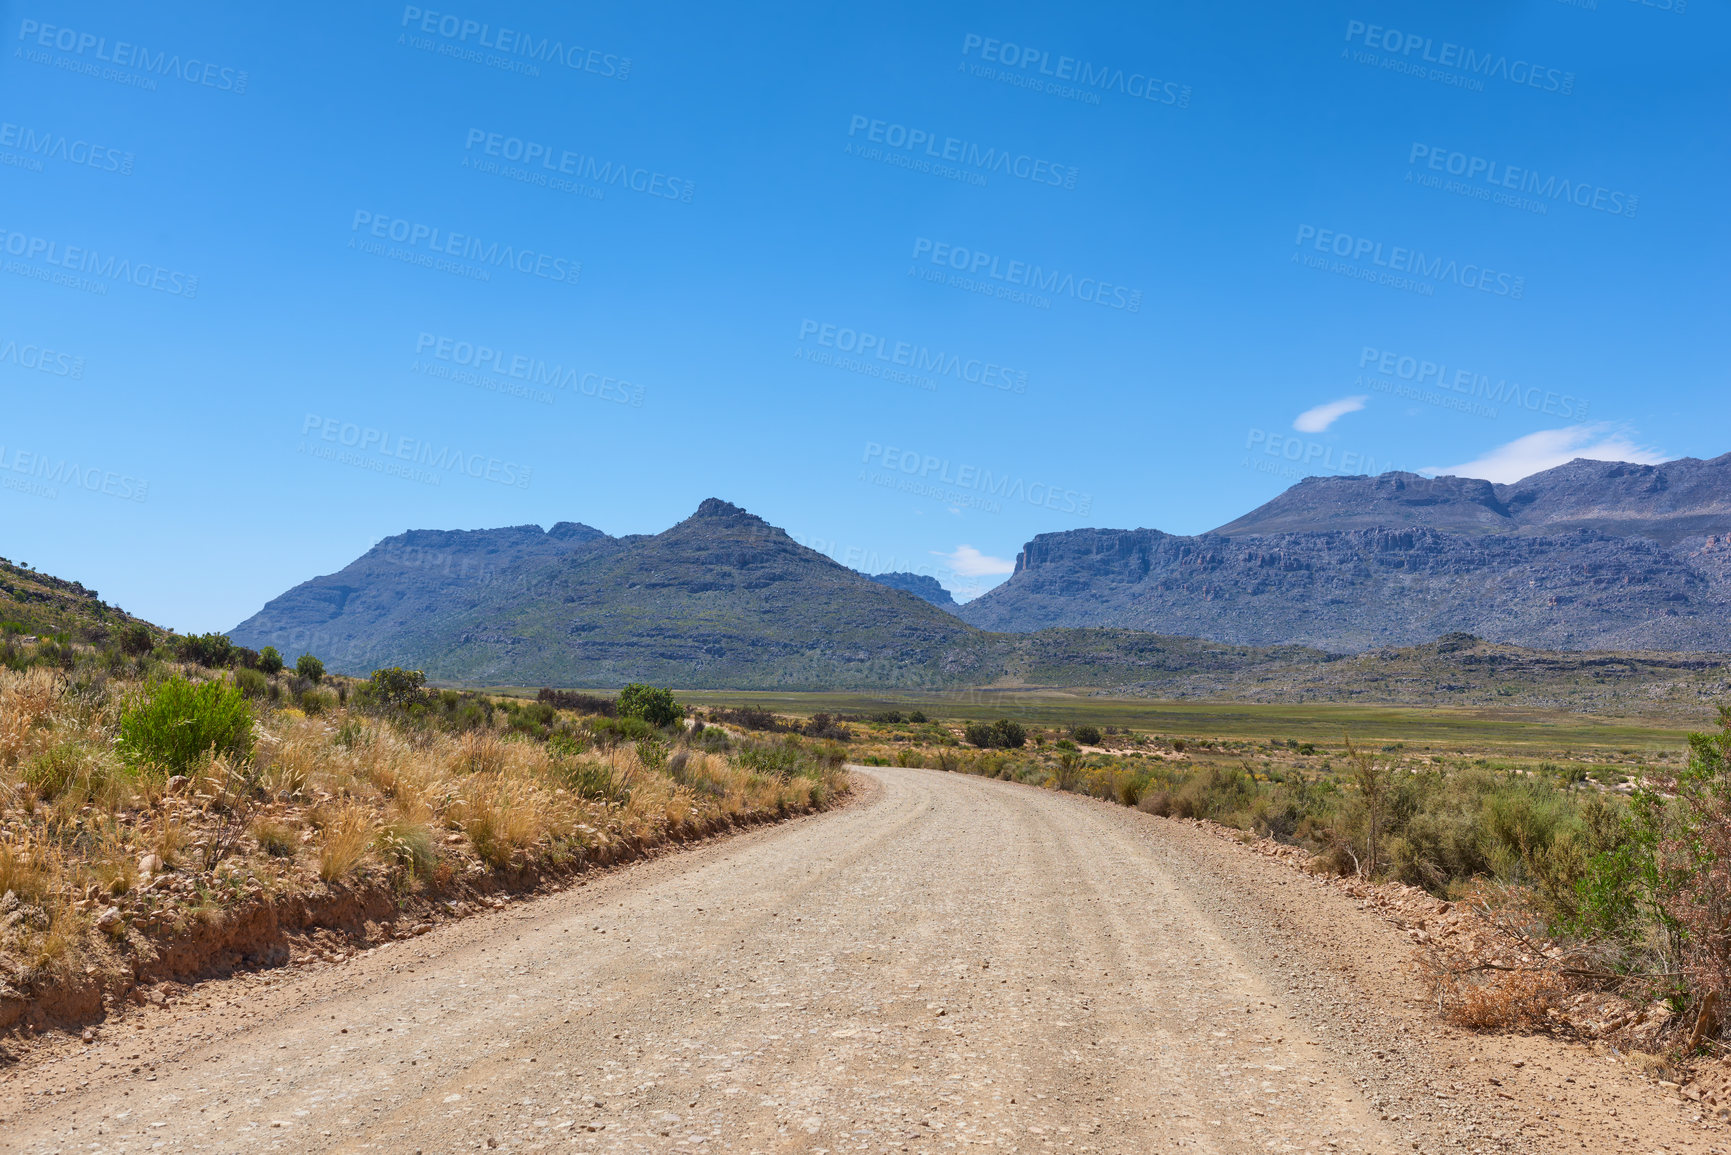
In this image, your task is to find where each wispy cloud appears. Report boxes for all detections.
[1428,425,1667,484]
[933,544,1016,577]
[1293,395,1368,433]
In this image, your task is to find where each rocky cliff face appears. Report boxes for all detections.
[867,572,957,608]
[1216,454,1731,543]
[959,455,1731,651]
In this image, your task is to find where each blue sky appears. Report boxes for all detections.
[2,0,1725,631]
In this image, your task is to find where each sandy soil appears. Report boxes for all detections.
[3,766,1723,1153]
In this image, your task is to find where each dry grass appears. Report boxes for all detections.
[251,818,298,858]
[456,772,549,868]
[316,804,375,882]
[1443,968,1570,1032]
[0,661,846,997]
[0,667,59,771]
[448,731,506,776]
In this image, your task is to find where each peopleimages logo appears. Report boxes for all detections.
[413,332,645,407]
[910,238,1141,312]
[845,115,1078,189]
[0,226,198,297]
[1407,144,1636,219]
[15,18,248,93]
[959,33,1191,108]
[299,414,532,489]
[1343,20,1574,95]
[348,211,580,285]
[398,7,630,79]
[861,441,1091,515]
[0,443,147,502]
[797,320,1027,394]
[1244,429,1397,478]
[1357,346,1589,420]
[0,336,84,378]
[0,121,132,175]
[1293,225,1524,299]
[462,129,693,203]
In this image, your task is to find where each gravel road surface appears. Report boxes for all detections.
[3,767,1715,1153]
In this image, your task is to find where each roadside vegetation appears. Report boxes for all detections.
[0,633,844,1030]
[708,701,1731,1056]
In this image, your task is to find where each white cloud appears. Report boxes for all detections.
[1427,425,1667,485]
[1293,395,1368,433]
[933,544,1015,577]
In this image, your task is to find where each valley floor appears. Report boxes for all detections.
[2,768,1715,1153]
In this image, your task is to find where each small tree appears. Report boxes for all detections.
[119,623,155,657]
[616,684,684,727]
[258,646,284,675]
[992,719,1027,749]
[296,653,325,684]
[1070,724,1103,746]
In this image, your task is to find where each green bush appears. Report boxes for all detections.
[992,719,1027,748]
[118,677,254,772]
[963,721,997,748]
[617,683,684,727]
[119,623,155,657]
[298,689,334,715]
[1070,724,1103,746]
[235,668,270,699]
[176,632,235,667]
[296,653,325,684]
[368,666,426,706]
[587,715,658,747]
[257,646,284,675]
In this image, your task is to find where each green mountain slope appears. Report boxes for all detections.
[0,555,164,643]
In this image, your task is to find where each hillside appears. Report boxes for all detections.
[958,454,1731,651]
[0,555,163,644]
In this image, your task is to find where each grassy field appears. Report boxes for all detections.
[658,689,1696,759]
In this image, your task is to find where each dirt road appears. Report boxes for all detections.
[3,767,1716,1153]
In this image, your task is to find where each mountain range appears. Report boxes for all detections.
[229,454,1731,687]
[957,455,1731,651]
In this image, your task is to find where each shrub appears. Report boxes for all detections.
[508,700,559,738]
[118,677,253,773]
[536,687,616,716]
[296,653,325,684]
[235,668,270,699]
[617,683,684,727]
[587,715,658,747]
[711,706,790,733]
[176,632,235,668]
[119,623,154,657]
[257,646,284,675]
[1071,724,1103,746]
[368,666,427,706]
[298,689,334,715]
[964,721,997,748]
[992,719,1027,749]
[805,712,852,741]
